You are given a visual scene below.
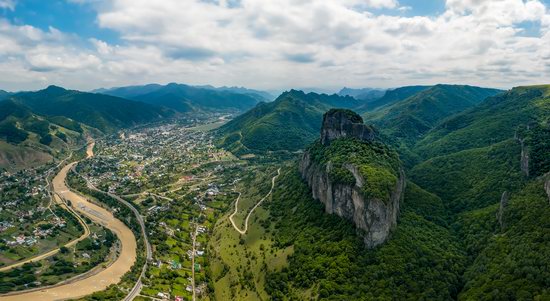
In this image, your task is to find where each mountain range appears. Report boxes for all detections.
[338,87,386,101]
[357,85,431,112]
[250,84,549,300]
[217,90,361,154]
[1,79,548,299]
[8,85,174,133]
[218,84,502,157]
[97,83,270,113]
[0,100,87,170]
[0,83,272,170]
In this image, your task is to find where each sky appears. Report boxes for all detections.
[0,0,549,92]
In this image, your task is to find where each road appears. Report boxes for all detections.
[191,215,201,301]
[82,178,152,301]
[0,142,138,301]
[229,168,281,235]
[0,195,91,272]
[0,153,86,272]
[0,152,84,272]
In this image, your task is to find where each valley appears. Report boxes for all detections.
[0,142,137,301]
[0,84,548,301]
[2,1,550,300]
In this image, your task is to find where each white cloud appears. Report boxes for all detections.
[0,0,15,10]
[0,0,549,91]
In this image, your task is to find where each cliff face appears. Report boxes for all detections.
[519,139,530,177]
[321,109,376,146]
[544,174,550,204]
[300,109,404,248]
[497,191,510,230]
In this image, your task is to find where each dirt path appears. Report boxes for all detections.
[229,168,281,235]
[0,142,138,301]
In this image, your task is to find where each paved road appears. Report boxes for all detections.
[191,215,201,301]
[0,142,138,301]
[82,182,152,301]
[229,168,281,235]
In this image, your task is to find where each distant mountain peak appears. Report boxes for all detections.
[43,85,68,96]
[284,89,307,97]
[45,85,66,92]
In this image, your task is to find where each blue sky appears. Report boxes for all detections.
[2,0,449,42]
[0,0,549,91]
[1,0,119,43]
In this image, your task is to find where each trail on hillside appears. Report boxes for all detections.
[229,168,281,235]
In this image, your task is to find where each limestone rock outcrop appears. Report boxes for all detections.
[515,131,530,177]
[300,109,404,248]
[544,174,550,204]
[497,191,509,230]
[321,109,377,146]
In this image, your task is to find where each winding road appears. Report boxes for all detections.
[81,177,152,301]
[0,142,138,301]
[229,168,281,235]
[191,214,202,301]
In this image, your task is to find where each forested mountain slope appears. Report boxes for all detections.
[366,84,502,145]
[217,90,361,154]
[356,85,431,112]
[415,85,550,159]
[408,85,550,299]
[220,85,550,300]
[99,83,268,113]
[9,85,174,133]
[0,100,86,170]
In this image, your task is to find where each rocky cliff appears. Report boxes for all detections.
[496,191,509,230]
[321,109,377,145]
[300,109,404,248]
[544,174,550,204]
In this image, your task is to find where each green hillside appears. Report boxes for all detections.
[366,84,502,145]
[217,90,361,154]
[411,139,524,212]
[357,85,431,112]
[100,83,268,113]
[415,85,550,159]
[9,85,174,132]
[457,179,550,300]
[224,85,550,300]
[265,169,466,300]
[405,86,549,299]
[0,90,10,101]
[0,100,86,170]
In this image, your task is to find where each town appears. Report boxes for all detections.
[71,118,247,300]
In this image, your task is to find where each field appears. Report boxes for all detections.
[207,165,292,301]
[0,223,115,293]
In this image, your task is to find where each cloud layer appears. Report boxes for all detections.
[0,0,549,91]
